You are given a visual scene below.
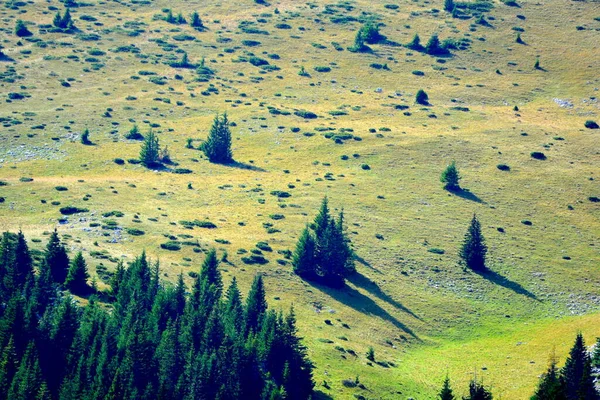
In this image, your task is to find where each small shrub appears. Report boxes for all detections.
[55,186,69,191]
[114,158,125,165]
[497,164,510,171]
[160,241,181,251]
[584,120,599,129]
[530,151,546,160]
[314,66,331,72]
[256,241,273,252]
[294,110,318,119]
[428,248,445,254]
[416,89,429,105]
[173,168,193,174]
[126,228,145,236]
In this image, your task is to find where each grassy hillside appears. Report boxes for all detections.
[0,0,599,397]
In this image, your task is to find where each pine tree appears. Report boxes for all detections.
[439,375,455,400]
[416,89,429,105]
[407,33,422,50]
[441,161,461,190]
[190,11,204,29]
[464,379,493,400]
[245,275,267,333]
[202,113,233,164]
[460,214,487,271]
[65,252,89,294]
[80,128,91,145]
[531,353,566,400]
[313,197,330,243]
[125,124,144,140]
[292,226,317,279]
[591,337,600,368]
[426,33,443,55]
[562,333,596,400]
[45,229,70,284]
[224,277,244,337]
[13,231,33,289]
[444,0,455,12]
[176,12,186,24]
[139,130,160,167]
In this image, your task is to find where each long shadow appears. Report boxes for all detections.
[311,281,420,340]
[347,272,422,321]
[0,54,15,62]
[353,254,380,273]
[474,269,539,300]
[223,160,267,172]
[313,390,334,400]
[448,187,485,203]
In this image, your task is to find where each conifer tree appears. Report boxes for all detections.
[13,231,33,289]
[202,113,233,164]
[562,333,597,400]
[45,229,69,284]
[80,128,91,145]
[531,353,566,400]
[464,379,493,400]
[460,214,487,271]
[439,375,455,400]
[190,11,204,29]
[591,337,600,368]
[245,275,267,333]
[407,33,423,50]
[416,89,429,105]
[441,161,461,190]
[224,277,244,337]
[426,33,442,55]
[444,0,455,12]
[292,226,317,279]
[65,252,89,294]
[139,130,160,168]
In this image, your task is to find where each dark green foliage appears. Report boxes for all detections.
[125,124,144,140]
[534,58,541,70]
[65,252,89,294]
[170,52,194,68]
[584,120,599,129]
[444,0,455,12]
[139,130,160,167]
[416,89,429,105]
[531,151,546,160]
[441,161,461,190]
[291,198,355,287]
[439,376,455,400]
[366,346,375,361]
[190,11,204,29]
[562,333,597,400]
[53,9,74,30]
[0,233,315,399]
[426,34,447,55]
[591,337,600,368]
[59,206,88,215]
[357,23,383,44]
[45,229,70,284]
[80,128,91,145]
[202,113,233,164]
[407,33,423,51]
[464,379,493,400]
[15,20,32,37]
[531,355,566,400]
[460,214,487,271]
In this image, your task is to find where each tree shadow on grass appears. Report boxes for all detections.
[474,269,539,300]
[448,187,485,203]
[223,160,267,172]
[313,390,334,400]
[347,272,422,321]
[0,54,15,62]
[310,281,420,340]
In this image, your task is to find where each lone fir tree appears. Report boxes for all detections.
[139,130,160,168]
[441,161,461,190]
[65,252,89,294]
[202,113,233,164]
[438,375,455,400]
[460,214,487,271]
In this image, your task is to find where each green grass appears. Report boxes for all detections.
[0,0,599,397]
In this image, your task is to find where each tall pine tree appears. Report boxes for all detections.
[562,333,597,400]
[202,113,233,164]
[439,375,455,400]
[531,353,566,400]
[460,214,487,271]
[65,252,89,294]
[45,229,70,284]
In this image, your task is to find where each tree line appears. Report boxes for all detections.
[0,231,314,399]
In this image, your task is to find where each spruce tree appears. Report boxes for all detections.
[13,231,33,289]
[439,375,455,400]
[416,89,429,105]
[561,333,597,400]
[190,11,204,29]
[407,33,422,51]
[465,379,493,400]
[591,337,600,368]
[224,277,244,337]
[531,354,566,400]
[139,129,160,167]
[444,0,455,12]
[80,128,91,145]
[460,214,487,271]
[65,252,89,294]
[202,113,233,164]
[441,161,461,190]
[245,275,267,333]
[45,229,70,284]
[292,226,317,279]
[426,33,443,55]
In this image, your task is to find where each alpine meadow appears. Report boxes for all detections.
[0,0,599,398]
